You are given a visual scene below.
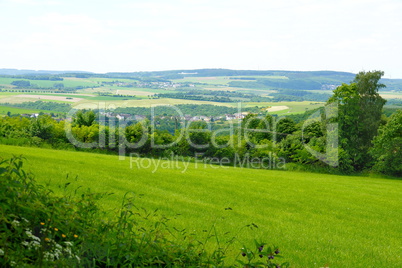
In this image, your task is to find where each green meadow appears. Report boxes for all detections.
[0,145,400,267]
[0,105,40,115]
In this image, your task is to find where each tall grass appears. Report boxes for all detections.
[0,156,288,267]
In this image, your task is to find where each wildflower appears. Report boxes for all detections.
[259,254,263,258]
[62,234,66,238]
[258,245,264,252]
[268,255,274,260]
[45,238,51,242]
[40,222,45,225]
[241,252,246,257]
[73,234,78,238]
[54,228,58,231]
[64,241,73,247]
[275,249,280,254]
[11,220,20,228]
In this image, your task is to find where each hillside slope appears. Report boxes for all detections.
[0,145,401,267]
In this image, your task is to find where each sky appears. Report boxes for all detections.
[1,0,402,78]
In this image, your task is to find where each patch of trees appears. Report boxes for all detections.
[1,101,72,113]
[11,80,31,88]
[96,92,138,98]
[156,93,232,102]
[114,104,259,117]
[386,98,402,106]
[157,90,273,102]
[229,79,324,90]
[270,90,331,102]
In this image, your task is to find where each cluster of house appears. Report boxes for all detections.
[104,81,194,89]
[17,111,248,122]
[20,113,40,118]
[100,112,248,122]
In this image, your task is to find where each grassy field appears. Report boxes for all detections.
[0,105,41,115]
[0,145,400,267]
[241,101,325,114]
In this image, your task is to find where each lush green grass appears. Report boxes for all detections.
[0,105,40,115]
[0,144,400,267]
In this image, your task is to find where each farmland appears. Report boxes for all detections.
[1,70,401,117]
[1,144,401,267]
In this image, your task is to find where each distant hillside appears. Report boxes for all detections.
[1,68,401,91]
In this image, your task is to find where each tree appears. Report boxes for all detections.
[275,118,297,142]
[11,80,31,88]
[370,110,402,176]
[74,110,96,127]
[53,83,64,90]
[30,114,55,141]
[327,71,386,171]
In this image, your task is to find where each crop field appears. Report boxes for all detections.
[0,145,400,267]
[380,91,402,99]
[0,105,41,115]
[240,101,325,114]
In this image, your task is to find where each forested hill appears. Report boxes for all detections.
[106,69,358,81]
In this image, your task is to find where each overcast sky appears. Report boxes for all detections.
[1,0,401,78]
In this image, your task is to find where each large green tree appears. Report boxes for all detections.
[327,71,386,171]
[370,110,402,176]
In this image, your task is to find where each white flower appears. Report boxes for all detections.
[11,220,20,228]
[64,241,73,247]
[32,241,41,249]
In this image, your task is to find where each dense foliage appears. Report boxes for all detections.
[114,104,259,117]
[327,71,387,171]
[1,101,72,113]
[370,110,402,176]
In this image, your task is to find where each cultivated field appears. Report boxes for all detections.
[1,145,400,267]
[0,105,40,115]
[241,101,325,114]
